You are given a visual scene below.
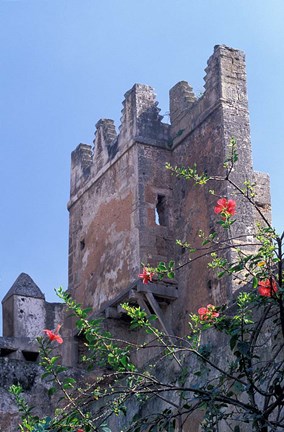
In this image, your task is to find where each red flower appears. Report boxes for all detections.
[214,198,236,218]
[138,267,154,284]
[43,324,63,344]
[258,279,278,297]
[77,430,84,432]
[198,304,219,321]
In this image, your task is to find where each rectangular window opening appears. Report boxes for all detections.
[22,351,39,362]
[0,348,15,358]
[80,239,85,251]
[155,195,167,226]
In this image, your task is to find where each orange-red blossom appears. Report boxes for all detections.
[198,304,219,321]
[43,324,63,344]
[138,267,154,284]
[214,198,236,219]
[258,279,278,297]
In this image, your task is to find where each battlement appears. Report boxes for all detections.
[68,83,170,202]
[71,82,164,197]
[169,80,197,124]
[68,45,249,207]
[169,45,248,145]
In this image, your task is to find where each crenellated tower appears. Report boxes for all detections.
[68,45,271,336]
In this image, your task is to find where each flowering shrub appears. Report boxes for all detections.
[10,138,284,432]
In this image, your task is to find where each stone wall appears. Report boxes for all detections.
[169,46,257,335]
[67,45,271,337]
[0,45,273,431]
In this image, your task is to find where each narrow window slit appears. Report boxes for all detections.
[155,195,167,226]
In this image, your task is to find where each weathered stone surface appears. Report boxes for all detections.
[0,359,49,431]
[0,357,88,432]
[253,171,272,225]
[0,45,273,431]
[67,45,269,339]
[0,387,19,432]
[2,273,45,302]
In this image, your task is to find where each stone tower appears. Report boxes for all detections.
[67,45,271,336]
[1,273,66,359]
[2,273,46,339]
[0,45,272,432]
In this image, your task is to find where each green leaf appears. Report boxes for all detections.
[158,262,167,271]
[63,377,76,389]
[120,355,128,367]
[202,239,210,246]
[48,387,56,396]
[252,276,258,289]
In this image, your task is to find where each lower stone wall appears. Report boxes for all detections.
[0,359,48,432]
[0,357,87,432]
[0,306,282,432]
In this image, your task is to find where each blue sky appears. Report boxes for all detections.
[1,1,284,331]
